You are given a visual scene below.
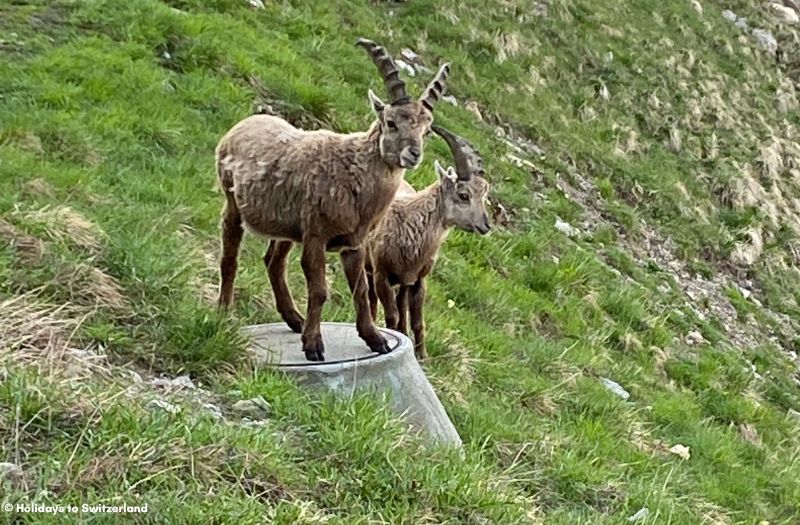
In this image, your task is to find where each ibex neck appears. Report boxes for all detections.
[416,183,450,235]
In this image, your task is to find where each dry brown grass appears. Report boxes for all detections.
[0,218,45,264]
[17,205,105,253]
[0,292,109,381]
[55,263,129,313]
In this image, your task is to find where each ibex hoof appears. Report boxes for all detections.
[304,348,325,361]
[284,313,305,334]
[368,337,392,355]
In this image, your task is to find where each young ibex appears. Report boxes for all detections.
[366,126,491,359]
[216,38,450,361]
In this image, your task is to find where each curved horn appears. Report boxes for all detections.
[355,38,409,104]
[431,125,485,181]
[420,63,451,112]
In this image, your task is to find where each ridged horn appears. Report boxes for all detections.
[431,125,485,181]
[420,62,451,112]
[355,37,409,104]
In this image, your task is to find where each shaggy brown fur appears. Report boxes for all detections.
[216,38,450,361]
[366,127,490,359]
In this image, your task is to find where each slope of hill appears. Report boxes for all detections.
[2,0,799,523]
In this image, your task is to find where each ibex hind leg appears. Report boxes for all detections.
[300,237,328,361]
[341,247,391,354]
[264,240,305,333]
[217,197,243,309]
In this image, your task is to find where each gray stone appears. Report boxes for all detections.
[752,29,777,54]
[600,377,631,400]
[232,396,272,418]
[0,462,22,480]
[146,399,181,414]
[243,322,462,448]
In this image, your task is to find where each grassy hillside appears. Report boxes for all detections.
[2,0,800,523]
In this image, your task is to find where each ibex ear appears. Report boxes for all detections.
[368,89,385,114]
[435,160,457,184]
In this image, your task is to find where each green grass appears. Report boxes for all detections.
[2,0,800,523]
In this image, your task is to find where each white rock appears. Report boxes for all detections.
[686,330,705,346]
[752,29,777,54]
[738,286,752,299]
[395,59,416,77]
[400,48,419,62]
[233,396,272,418]
[597,83,610,101]
[247,0,265,8]
[601,377,631,400]
[146,399,181,414]
[554,218,580,237]
[202,403,224,420]
[0,462,22,480]
[442,95,458,106]
[241,417,269,428]
[628,507,650,522]
[722,10,738,23]
[691,0,702,14]
[669,443,691,460]
[770,3,799,23]
[151,375,195,390]
[788,408,800,421]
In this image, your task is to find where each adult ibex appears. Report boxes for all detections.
[216,38,450,361]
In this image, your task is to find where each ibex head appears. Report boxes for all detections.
[432,126,491,235]
[357,38,450,170]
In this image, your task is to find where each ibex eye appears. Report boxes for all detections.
[458,193,470,202]
[386,120,398,130]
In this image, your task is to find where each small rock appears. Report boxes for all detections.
[601,377,631,400]
[247,0,265,8]
[442,95,458,106]
[400,48,419,62]
[691,0,702,14]
[464,101,483,121]
[395,59,416,77]
[738,286,752,300]
[597,83,610,101]
[669,444,691,460]
[686,330,705,346]
[151,375,195,390]
[147,399,181,414]
[241,417,269,428]
[752,29,777,54]
[604,51,614,63]
[202,403,224,420]
[129,371,143,384]
[0,462,22,480]
[554,218,580,238]
[628,507,650,522]
[735,17,749,30]
[722,9,738,23]
[787,408,800,421]
[739,423,761,445]
[232,396,272,418]
[769,3,799,23]
[447,299,456,309]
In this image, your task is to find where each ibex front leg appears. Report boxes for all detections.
[264,240,305,333]
[409,278,428,360]
[341,247,391,354]
[395,285,410,335]
[300,237,328,361]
